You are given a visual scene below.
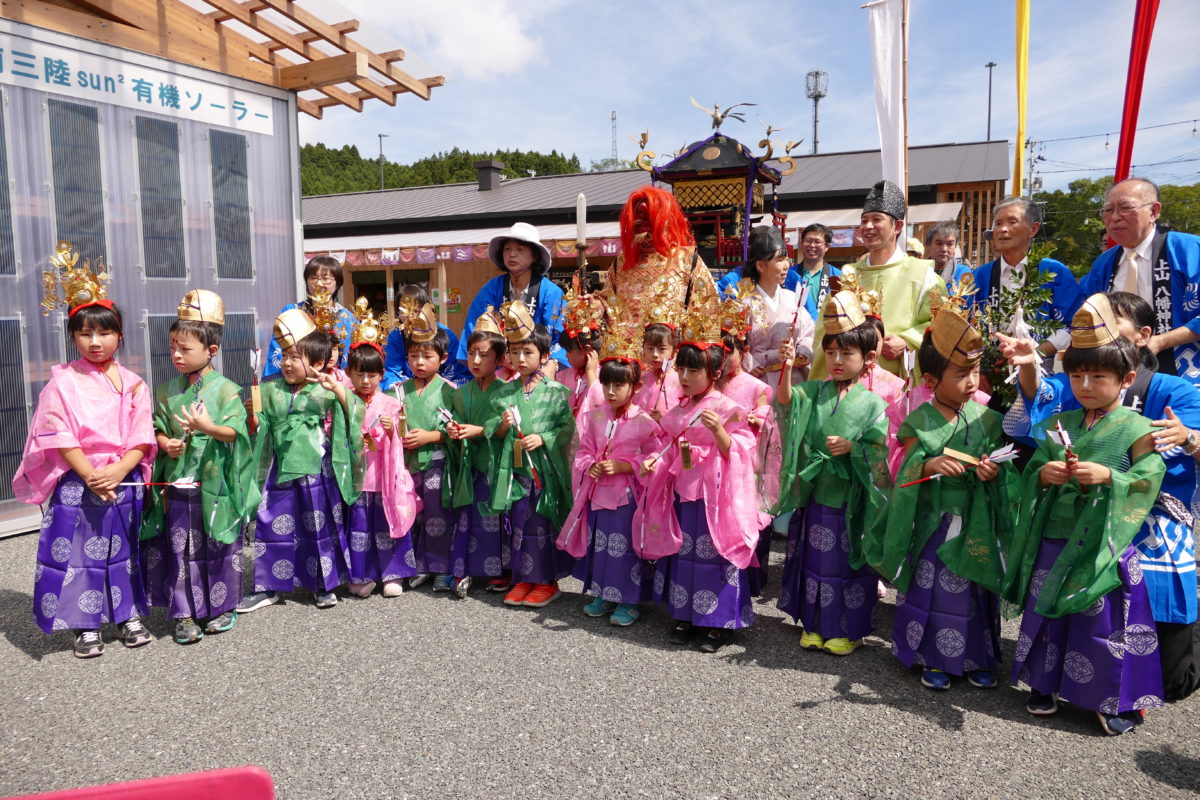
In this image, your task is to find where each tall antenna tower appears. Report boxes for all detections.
[806,70,828,155]
[611,110,618,160]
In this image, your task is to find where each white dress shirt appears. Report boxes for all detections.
[1112,228,1156,300]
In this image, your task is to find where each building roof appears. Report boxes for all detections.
[302,140,1009,231]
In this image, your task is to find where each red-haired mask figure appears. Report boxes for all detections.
[605,186,717,334]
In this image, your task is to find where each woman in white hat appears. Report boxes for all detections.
[457,222,567,373]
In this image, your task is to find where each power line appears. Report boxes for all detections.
[1037,118,1197,145]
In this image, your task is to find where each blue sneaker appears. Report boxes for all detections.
[432,574,453,593]
[236,591,278,613]
[583,596,617,617]
[610,604,641,626]
[1026,691,1059,715]
[967,670,997,689]
[921,668,951,690]
[1096,711,1138,736]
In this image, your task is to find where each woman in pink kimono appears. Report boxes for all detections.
[740,226,815,386]
[344,331,420,598]
[14,289,156,659]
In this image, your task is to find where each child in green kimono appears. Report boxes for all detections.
[238,308,363,612]
[773,289,892,656]
[491,301,576,608]
[398,303,460,593]
[140,290,258,644]
[872,301,1016,690]
[1005,294,1166,736]
[445,309,512,594]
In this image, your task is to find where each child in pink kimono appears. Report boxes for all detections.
[741,226,816,385]
[634,339,761,653]
[717,323,777,594]
[556,327,604,420]
[345,338,420,598]
[634,323,680,421]
[14,300,156,659]
[559,354,663,626]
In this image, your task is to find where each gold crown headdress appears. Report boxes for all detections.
[928,278,983,367]
[822,290,868,335]
[474,306,504,337]
[177,289,225,325]
[500,300,536,344]
[835,265,883,319]
[643,276,681,330]
[599,322,645,365]
[405,302,439,344]
[679,279,722,346]
[1068,293,1121,349]
[308,289,339,335]
[350,296,394,354]
[41,240,111,317]
[719,278,754,338]
[274,308,317,352]
[562,287,604,339]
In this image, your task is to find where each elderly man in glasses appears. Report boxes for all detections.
[1081,178,1200,384]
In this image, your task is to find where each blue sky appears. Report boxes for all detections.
[301,0,1200,192]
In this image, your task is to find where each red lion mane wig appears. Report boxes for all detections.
[618,186,694,268]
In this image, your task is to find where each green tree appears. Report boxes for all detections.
[589,157,632,172]
[300,144,583,195]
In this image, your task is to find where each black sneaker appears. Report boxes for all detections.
[669,621,693,645]
[118,618,152,648]
[1026,691,1059,716]
[173,618,204,645]
[73,630,103,659]
[1096,711,1139,736]
[699,628,734,653]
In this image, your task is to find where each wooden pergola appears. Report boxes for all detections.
[1,0,445,117]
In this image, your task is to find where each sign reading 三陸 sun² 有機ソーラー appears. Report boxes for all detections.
[0,30,275,136]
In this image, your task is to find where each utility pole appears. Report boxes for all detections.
[1025,138,1036,197]
[985,62,997,140]
[805,70,828,155]
[378,133,389,190]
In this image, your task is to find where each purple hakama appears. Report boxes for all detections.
[142,484,242,620]
[890,514,1000,674]
[1011,538,1165,714]
[33,471,149,634]
[253,457,350,594]
[573,494,652,604]
[451,470,509,579]
[411,461,455,575]
[509,475,573,584]
[346,490,417,584]
[654,497,754,629]
[777,501,877,641]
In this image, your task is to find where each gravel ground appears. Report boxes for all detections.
[1,531,1198,800]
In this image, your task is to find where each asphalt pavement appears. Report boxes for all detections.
[1,531,1198,800]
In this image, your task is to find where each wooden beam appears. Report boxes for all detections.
[378,48,404,62]
[266,19,357,51]
[296,95,321,119]
[278,51,366,91]
[199,0,394,106]
[253,0,432,100]
[61,0,159,29]
[1,0,276,83]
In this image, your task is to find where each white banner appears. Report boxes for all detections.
[866,0,906,194]
[0,31,275,136]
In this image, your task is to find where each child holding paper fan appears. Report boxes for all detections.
[491,301,576,608]
[869,295,1016,690]
[634,285,761,653]
[773,287,892,656]
[344,299,419,598]
[140,290,258,644]
[558,325,662,626]
[397,302,459,593]
[1001,294,1167,735]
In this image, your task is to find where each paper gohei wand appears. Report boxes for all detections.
[508,405,542,490]
[897,443,1019,488]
